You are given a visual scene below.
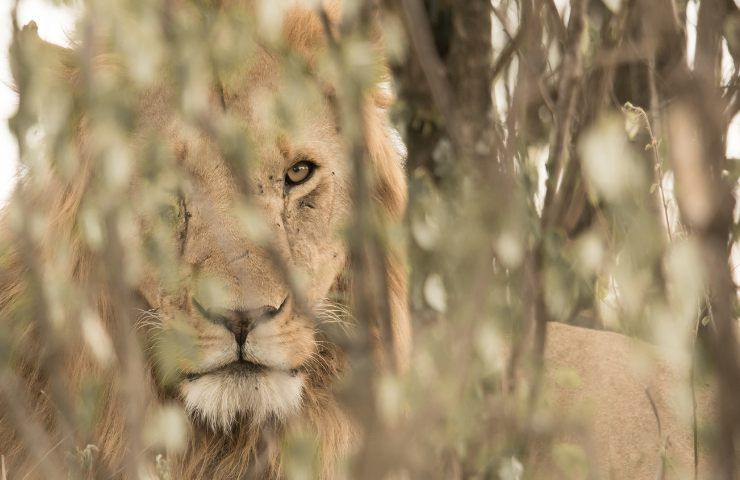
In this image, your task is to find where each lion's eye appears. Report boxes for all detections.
[285,160,316,187]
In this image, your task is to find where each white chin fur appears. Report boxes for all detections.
[181,370,304,431]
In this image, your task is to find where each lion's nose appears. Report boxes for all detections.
[222,296,288,345]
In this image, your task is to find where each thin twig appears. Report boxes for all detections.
[398,0,461,145]
[0,373,64,480]
[19,435,71,480]
[318,5,406,477]
[690,311,702,480]
[542,0,567,42]
[621,102,673,241]
[541,0,586,227]
[529,0,587,412]
[8,6,80,472]
[645,389,669,480]
[491,27,523,80]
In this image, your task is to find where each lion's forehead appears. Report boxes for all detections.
[179,125,341,190]
[163,92,342,196]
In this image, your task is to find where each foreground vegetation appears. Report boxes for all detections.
[1,0,739,478]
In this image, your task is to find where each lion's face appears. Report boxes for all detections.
[136,53,351,431]
[0,4,410,477]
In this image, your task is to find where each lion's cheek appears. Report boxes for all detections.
[195,342,237,371]
[137,270,163,311]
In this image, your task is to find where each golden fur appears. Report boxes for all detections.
[0,2,408,478]
[538,322,713,479]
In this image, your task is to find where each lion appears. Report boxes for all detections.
[535,322,714,479]
[0,2,407,478]
[0,2,714,479]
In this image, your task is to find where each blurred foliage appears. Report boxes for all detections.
[0,0,739,479]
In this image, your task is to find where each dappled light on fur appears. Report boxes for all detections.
[0,0,738,479]
[0,2,401,478]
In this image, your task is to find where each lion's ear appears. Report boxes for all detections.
[364,102,411,373]
[10,21,76,89]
